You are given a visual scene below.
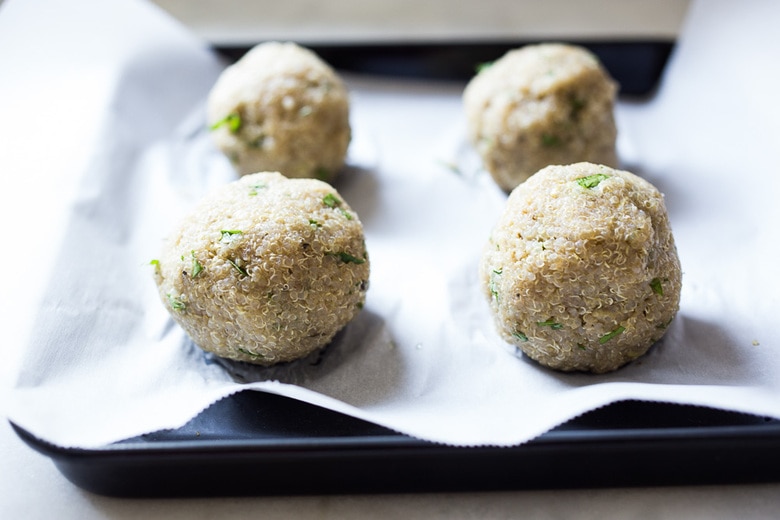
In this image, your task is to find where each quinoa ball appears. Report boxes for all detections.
[153,172,369,365]
[479,163,681,373]
[463,43,619,192]
[207,42,351,182]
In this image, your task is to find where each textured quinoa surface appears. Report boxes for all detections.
[207,42,351,181]
[464,43,618,191]
[480,163,681,373]
[153,172,369,365]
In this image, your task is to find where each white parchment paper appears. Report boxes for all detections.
[4,0,780,448]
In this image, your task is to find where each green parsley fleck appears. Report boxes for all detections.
[167,294,186,311]
[576,173,610,189]
[150,259,160,272]
[190,251,203,278]
[248,182,267,196]
[309,218,322,228]
[220,229,243,243]
[322,192,353,219]
[228,259,248,277]
[512,331,529,342]
[650,277,664,296]
[331,251,366,264]
[489,270,501,301]
[569,97,586,119]
[599,326,626,344]
[541,134,561,147]
[314,167,330,181]
[537,320,563,330]
[323,193,340,208]
[209,112,242,133]
[577,344,587,351]
[238,347,265,359]
[475,61,494,73]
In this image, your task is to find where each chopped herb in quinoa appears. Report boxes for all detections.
[190,251,203,278]
[330,251,366,264]
[167,294,186,311]
[228,259,248,277]
[599,326,625,344]
[576,173,609,189]
[209,112,242,133]
[650,277,664,296]
[537,319,563,330]
[220,229,243,243]
[512,330,529,342]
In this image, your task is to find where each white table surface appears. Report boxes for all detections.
[3,0,780,516]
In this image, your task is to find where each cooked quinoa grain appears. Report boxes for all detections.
[464,43,618,191]
[153,172,369,365]
[480,163,681,373]
[207,42,351,182]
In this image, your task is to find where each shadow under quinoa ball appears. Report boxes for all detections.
[480,163,681,373]
[153,172,369,365]
[464,43,618,192]
[207,42,351,182]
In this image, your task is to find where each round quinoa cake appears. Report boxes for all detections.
[479,163,681,373]
[463,43,618,192]
[207,42,351,182]
[153,172,369,365]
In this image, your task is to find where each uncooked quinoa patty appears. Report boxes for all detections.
[480,163,681,373]
[153,172,369,365]
[464,43,618,191]
[207,42,351,182]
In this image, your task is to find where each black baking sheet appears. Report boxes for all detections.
[12,391,780,497]
[11,40,780,497]
[217,40,675,96]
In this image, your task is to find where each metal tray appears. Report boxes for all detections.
[217,40,675,96]
[15,40,779,497]
[12,391,780,497]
